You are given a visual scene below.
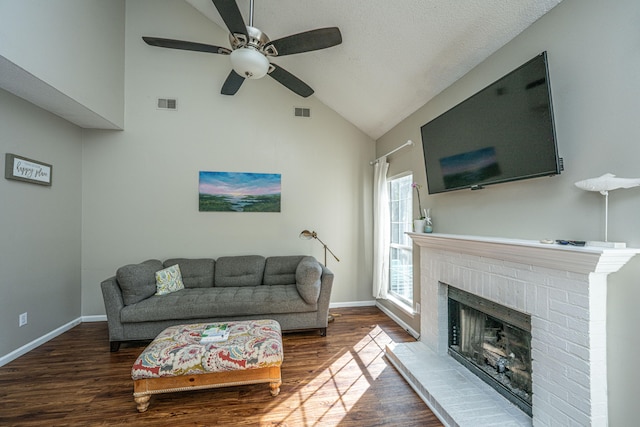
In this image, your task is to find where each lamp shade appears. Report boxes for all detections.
[230,48,269,79]
[299,230,316,240]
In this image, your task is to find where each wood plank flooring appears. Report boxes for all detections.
[0,307,443,426]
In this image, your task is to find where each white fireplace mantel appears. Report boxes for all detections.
[408,233,640,275]
[387,233,640,427]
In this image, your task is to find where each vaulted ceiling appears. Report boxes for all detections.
[186,0,563,139]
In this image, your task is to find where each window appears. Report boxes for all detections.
[388,174,413,307]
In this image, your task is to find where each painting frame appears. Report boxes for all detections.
[4,153,53,186]
[198,171,281,213]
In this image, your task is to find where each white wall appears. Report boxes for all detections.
[0,0,125,128]
[376,0,640,424]
[80,0,375,315]
[0,89,83,357]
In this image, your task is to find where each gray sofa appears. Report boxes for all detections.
[100,255,333,351]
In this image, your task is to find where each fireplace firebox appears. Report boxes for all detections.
[447,286,532,415]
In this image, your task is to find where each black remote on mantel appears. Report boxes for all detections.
[556,240,586,246]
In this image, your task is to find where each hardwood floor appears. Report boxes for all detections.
[0,307,443,426]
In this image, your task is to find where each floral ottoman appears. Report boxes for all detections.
[131,319,283,412]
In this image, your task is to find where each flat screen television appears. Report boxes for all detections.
[420,52,561,194]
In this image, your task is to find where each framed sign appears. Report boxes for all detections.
[4,153,52,186]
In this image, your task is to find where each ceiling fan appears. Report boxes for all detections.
[143,0,342,98]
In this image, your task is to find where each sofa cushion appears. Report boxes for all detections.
[116,259,163,305]
[155,264,185,295]
[120,285,315,323]
[295,256,322,304]
[164,258,214,288]
[263,256,305,285]
[215,255,265,287]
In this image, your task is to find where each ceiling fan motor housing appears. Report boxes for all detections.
[229,26,276,55]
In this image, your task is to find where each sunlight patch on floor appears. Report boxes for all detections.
[263,326,395,426]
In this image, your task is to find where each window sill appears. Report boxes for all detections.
[387,295,416,318]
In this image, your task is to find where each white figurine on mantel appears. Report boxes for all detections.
[574,173,640,194]
[574,173,640,246]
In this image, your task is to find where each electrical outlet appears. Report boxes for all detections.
[415,302,421,314]
[19,312,27,327]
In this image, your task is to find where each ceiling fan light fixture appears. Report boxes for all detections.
[230,48,269,79]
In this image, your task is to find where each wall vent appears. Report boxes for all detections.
[294,107,310,118]
[157,98,177,110]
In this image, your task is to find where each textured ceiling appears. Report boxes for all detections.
[187,0,563,139]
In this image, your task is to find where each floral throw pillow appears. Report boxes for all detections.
[155,264,185,295]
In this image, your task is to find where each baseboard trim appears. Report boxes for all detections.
[0,317,82,367]
[329,300,376,308]
[82,315,107,322]
[376,301,420,339]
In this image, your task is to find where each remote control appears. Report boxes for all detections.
[556,240,586,246]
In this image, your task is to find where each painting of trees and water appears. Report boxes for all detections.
[199,171,281,212]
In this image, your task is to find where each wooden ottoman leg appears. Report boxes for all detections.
[269,366,282,396]
[134,395,150,412]
[270,380,282,396]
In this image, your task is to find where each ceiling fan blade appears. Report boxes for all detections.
[268,64,314,98]
[221,70,245,95]
[143,37,231,55]
[211,0,247,37]
[266,27,342,56]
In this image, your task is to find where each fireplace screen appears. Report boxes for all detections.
[447,286,532,415]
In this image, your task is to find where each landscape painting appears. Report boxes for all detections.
[199,171,281,212]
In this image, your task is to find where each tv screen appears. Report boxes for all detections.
[420,52,560,194]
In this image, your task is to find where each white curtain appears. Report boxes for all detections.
[372,157,390,299]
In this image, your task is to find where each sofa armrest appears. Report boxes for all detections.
[315,265,334,330]
[100,276,126,346]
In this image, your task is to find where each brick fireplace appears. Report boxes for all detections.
[386,233,640,426]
